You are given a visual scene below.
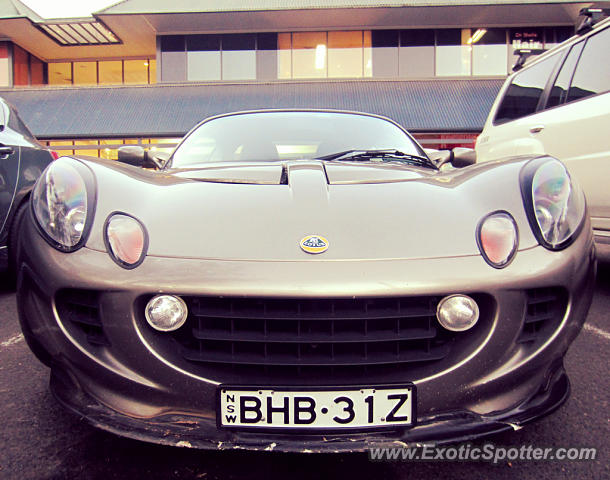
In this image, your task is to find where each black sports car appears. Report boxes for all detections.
[0,97,55,276]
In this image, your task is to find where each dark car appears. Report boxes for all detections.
[17,109,595,452]
[0,97,55,277]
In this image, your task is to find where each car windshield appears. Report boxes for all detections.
[170,111,428,168]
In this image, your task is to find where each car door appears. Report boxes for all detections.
[0,101,20,241]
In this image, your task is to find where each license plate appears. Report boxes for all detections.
[218,385,415,430]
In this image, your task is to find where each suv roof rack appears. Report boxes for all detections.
[512,48,547,72]
[577,7,610,34]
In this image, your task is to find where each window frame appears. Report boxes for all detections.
[491,50,564,126]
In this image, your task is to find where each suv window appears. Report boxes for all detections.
[493,53,560,124]
[567,26,610,102]
[546,41,584,108]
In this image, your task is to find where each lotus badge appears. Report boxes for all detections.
[300,235,329,254]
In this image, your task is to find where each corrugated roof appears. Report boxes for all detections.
[0,79,503,138]
[97,0,581,15]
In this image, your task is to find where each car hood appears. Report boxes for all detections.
[82,158,539,261]
[169,161,430,184]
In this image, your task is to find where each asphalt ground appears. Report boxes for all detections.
[0,265,608,480]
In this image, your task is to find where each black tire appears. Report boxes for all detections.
[7,201,29,280]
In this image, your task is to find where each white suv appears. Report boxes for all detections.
[476,13,610,259]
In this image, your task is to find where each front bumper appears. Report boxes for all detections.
[49,360,570,452]
[17,215,596,452]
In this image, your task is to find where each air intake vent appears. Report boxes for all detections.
[56,289,109,347]
[518,288,568,344]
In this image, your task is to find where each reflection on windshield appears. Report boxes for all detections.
[171,112,424,167]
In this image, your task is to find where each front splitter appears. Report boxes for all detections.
[49,362,570,453]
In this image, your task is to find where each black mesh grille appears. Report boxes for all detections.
[518,288,568,344]
[170,296,459,372]
[55,289,109,347]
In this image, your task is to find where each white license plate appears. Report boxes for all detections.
[218,385,415,430]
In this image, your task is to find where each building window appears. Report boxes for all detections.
[158,26,568,83]
[257,33,278,80]
[222,34,256,80]
[99,60,123,84]
[161,35,186,82]
[162,33,264,82]
[48,59,155,86]
[472,28,507,76]
[30,56,44,85]
[0,43,9,87]
[45,138,181,159]
[9,44,48,87]
[278,33,292,79]
[510,28,544,50]
[49,62,72,84]
[187,35,221,81]
[399,29,434,78]
[292,32,328,78]
[73,61,97,85]
[277,31,372,79]
[48,140,74,156]
[543,26,575,50]
[12,45,29,86]
[436,29,472,76]
[74,139,99,156]
[124,59,149,84]
[328,31,369,78]
[371,30,399,77]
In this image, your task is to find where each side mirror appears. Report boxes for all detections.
[117,146,164,169]
[426,148,476,169]
[451,147,476,168]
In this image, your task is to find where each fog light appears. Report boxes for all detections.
[145,295,188,332]
[436,295,479,332]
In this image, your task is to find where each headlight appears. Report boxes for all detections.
[477,211,518,268]
[32,158,95,252]
[521,158,586,250]
[104,213,148,268]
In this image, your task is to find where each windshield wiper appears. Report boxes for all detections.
[316,149,437,169]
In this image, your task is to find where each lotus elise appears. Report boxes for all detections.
[17,109,595,452]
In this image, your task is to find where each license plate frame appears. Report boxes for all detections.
[217,384,416,432]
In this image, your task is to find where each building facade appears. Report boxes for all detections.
[0,0,604,156]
